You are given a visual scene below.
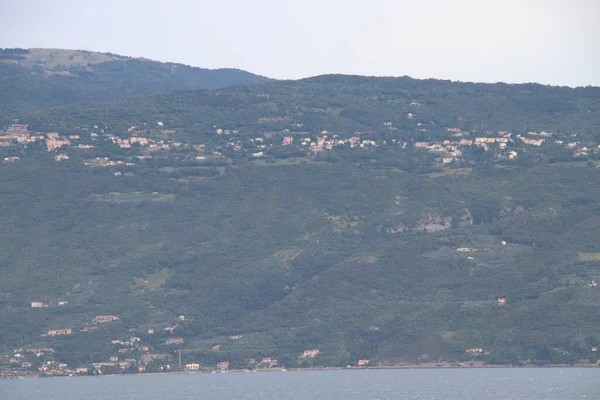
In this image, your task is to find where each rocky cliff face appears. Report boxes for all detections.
[457,208,474,227]
[500,205,525,217]
[383,208,473,234]
[412,214,453,232]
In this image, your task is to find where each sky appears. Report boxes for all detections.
[1,0,599,87]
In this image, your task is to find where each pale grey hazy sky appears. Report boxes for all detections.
[1,0,599,86]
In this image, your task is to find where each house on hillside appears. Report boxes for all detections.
[45,138,70,151]
[141,353,169,364]
[257,357,278,368]
[185,363,200,371]
[217,361,229,370]
[47,328,72,336]
[165,337,184,345]
[93,315,119,323]
[299,349,320,359]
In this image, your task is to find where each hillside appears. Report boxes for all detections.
[1,71,600,376]
[0,48,271,111]
[20,74,600,144]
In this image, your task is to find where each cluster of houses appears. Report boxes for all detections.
[219,125,598,165]
[299,349,320,359]
[296,131,377,153]
[4,314,377,377]
[3,310,289,376]
[110,133,174,152]
[16,297,529,377]
[0,124,32,145]
[31,300,68,308]
[0,123,179,164]
[412,129,561,163]
[1,121,598,170]
[40,314,121,338]
[0,125,78,152]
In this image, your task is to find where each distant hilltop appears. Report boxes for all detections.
[0,47,252,73]
[0,48,129,69]
[0,47,272,110]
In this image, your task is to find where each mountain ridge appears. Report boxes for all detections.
[0,47,271,77]
[0,47,272,111]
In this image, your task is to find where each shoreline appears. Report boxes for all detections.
[2,362,598,380]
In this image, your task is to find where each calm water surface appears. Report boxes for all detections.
[2,368,599,400]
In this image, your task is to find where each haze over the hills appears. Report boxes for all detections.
[1,0,600,378]
[1,45,600,376]
[1,0,599,87]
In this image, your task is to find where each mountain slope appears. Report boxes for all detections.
[1,156,600,367]
[0,48,271,110]
[20,74,600,144]
[1,71,600,372]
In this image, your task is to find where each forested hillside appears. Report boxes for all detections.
[1,56,600,376]
[19,74,600,144]
[0,48,270,111]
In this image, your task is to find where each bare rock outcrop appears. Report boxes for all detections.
[384,213,453,234]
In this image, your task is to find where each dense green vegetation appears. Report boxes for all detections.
[1,155,600,367]
[1,49,600,371]
[18,74,600,145]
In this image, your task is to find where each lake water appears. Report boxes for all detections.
[1,368,599,400]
